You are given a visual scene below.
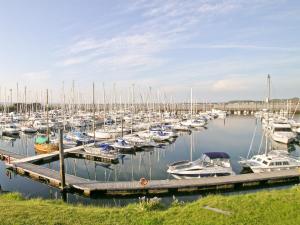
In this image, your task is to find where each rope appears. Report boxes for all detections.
[247,121,257,159]
[258,132,264,155]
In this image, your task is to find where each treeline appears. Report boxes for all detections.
[227,97,299,104]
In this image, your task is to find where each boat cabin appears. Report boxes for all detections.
[251,155,292,167]
[271,123,293,133]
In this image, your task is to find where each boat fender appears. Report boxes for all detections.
[140,177,148,186]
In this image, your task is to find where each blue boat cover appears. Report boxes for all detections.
[99,143,111,151]
[204,152,230,159]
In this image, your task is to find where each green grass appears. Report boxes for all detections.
[1,187,300,225]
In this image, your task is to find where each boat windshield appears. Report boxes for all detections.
[274,128,292,132]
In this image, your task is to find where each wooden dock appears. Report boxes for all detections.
[67,149,119,164]
[73,169,300,196]
[0,149,24,161]
[1,148,300,197]
[10,143,118,165]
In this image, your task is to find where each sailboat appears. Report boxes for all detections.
[83,83,118,159]
[34,89,59,153]
[180,88,206,128]
[238,75,299,173]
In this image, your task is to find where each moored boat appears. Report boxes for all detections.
[34,135,59,153]
[167,152,235,179]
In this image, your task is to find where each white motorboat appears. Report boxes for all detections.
[2,123,20,136]
[289,120,300,134]
[21,125,37,133]
[212,109,227,119]
[270,122,296,144]
[239,150,300,173]
[64,131,91,144]
[33,120,48,132]
[63,138,77,149]
[181,119,206,128]
[84,143,118,159]
[123,134,158,148]
[111,138,135,150]
[173,123,191,132]
[150,130,172,142]
[167,152,235,179]
[88,129,112,139]
[150,125,178,138]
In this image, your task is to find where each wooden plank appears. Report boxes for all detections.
[68,149,119,162]
[0,149,25,160]
[71,169,300,192]
[12,144,93,164]
[14,162,89,186]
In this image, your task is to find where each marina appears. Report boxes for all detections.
[1,139,300,197]
[0,109,299,203]
[1,1,300,224]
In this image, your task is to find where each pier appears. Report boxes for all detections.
[1,148,299,197]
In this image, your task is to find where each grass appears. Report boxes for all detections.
[1,187,300,225]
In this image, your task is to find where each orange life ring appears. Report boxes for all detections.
[140,177,148,186]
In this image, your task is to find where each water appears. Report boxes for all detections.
[0,115,299,206]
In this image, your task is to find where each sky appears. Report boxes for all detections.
[0,0,299,103]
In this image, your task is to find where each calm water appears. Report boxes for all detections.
[0,115,299,206]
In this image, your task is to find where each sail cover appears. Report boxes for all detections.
[204,152,230,159]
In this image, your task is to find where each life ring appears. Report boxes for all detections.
[139,177,148,186]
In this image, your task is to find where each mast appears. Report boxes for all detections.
[102,82,106,130]
[62,81,66,130]
[190,131,193,161]
[190,88,193,119]
[9,88,12,112]
[46,89,49,143]
[24,86,27,115]
[72,80,75,115]
[16,83,19,114]
[267,74,271,105]
[265,74,271,155]
[93,82,95,144]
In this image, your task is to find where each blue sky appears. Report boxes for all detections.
[0,0,299,102]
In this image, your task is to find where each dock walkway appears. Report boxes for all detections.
[74,169,300,196]
[1,148,300,197]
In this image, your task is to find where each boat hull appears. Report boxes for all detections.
[34,143,59,153]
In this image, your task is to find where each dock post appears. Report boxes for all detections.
[59,129,66,190]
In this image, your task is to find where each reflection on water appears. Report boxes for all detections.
[0,115,300,205]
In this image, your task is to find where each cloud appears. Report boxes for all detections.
[59,33,169,71]
[212,77,249,92]
[22,70,50,80]
[96,54,165,70]
[57,0,243,71]
[51,0,300,102]
[181,44,300,52]
[198,2,238,13]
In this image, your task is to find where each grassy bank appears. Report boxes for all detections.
[1,187,300,225]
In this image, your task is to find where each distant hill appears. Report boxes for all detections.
[227,97,299,104]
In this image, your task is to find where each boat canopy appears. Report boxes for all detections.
[116,139,127,145]
[204,152,230,159]
[35,136,48,144]
[99,143,112,151]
